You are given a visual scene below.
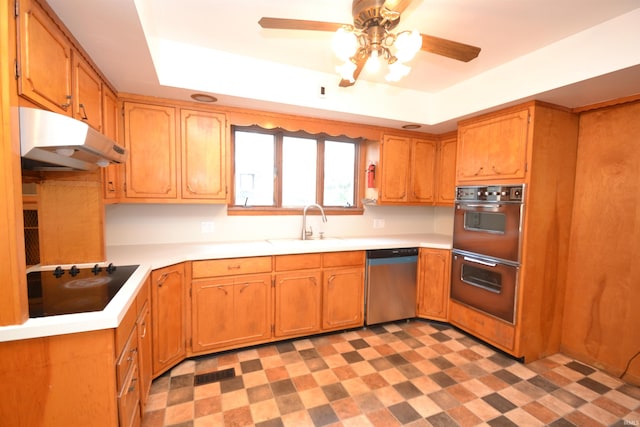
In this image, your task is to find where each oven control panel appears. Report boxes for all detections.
[456,185,524,202]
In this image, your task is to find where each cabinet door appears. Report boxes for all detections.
[416,248,451,321]
[457,108,530,183]
[18,0,72,115]
[123,102,177,199]
[180,109,228,201]
[192,278,235,352]
[410,138,437,203]
[274,271,322,337]
[322,267,364,330]
[151,264,185,376]
[102,85,122,200]
[136,299,152,408]
[73,53,102,131]
[379,135,411,203]
[435,135,457,206]
[234,275,272,344]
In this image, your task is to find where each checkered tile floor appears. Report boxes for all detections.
[142,320,640,426]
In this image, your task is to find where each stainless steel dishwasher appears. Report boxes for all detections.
[365,248,418,325]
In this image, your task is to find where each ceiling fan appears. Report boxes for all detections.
[258,0,481,87]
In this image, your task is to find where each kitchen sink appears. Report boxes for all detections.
[266,237,342,248]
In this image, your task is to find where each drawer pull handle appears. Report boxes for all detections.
[128,377,138,393]
[227,265,241,270]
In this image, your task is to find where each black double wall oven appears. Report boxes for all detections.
[451,185,524,324]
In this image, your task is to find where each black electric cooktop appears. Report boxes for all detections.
[27,264,139,318]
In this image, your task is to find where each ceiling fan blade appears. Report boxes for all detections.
[339,57,367,88]
[258,17,345,32]
[420,34,481,62]
[383,0,413,14]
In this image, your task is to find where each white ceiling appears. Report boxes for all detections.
[47,0,640,132]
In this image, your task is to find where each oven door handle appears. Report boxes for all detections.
[459,203,503,209]
[463,256,498,267]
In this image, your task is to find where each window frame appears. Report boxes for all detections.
[228,125,365,216]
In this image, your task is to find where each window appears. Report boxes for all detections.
[232,126,360,211]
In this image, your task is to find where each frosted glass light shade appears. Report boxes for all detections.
[336,60,357,82]
[333,28,358,61]
[385,61,411,82]
[395,30,422,62]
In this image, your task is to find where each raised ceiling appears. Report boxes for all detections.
[47,0,640,132]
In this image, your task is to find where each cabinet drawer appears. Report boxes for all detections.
[115,302,137,357]
[192,256,272,278]
[136,275,151,314]
[323,251,365,268]
[118,363,141,427]
[116,328,138,389]
[449,301,515,352]
[275,253,322,271]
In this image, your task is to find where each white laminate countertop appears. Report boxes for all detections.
[0,234,451,343]
[106,233,452,269]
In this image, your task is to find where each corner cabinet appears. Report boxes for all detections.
[456,108,530,183]
[151,263,186,377]
[435,133,457,205]
[121,100,229,203]
[416,248,451,321]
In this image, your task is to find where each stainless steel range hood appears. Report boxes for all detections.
[16,107,127,171]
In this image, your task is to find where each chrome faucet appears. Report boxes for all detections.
[301,203,327,240]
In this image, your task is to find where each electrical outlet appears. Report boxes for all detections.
[201,221,215,233]
[373,219,385,229]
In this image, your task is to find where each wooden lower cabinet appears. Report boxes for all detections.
[416,248,450,321]
[191,273,271,353]
[0,277,151,427]
[151,263,186,376]
[274,270,322,338]
[322,267,364,330]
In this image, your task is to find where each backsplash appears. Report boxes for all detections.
[104,204,454,246]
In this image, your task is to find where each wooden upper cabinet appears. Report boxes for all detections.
[457,108,530,183]
[379,135,437,205]
[411,138,437,203]
[180,109,228,201]
[18,0,73,115]
[435,133,457,205]
[102,85,123,201]
[72,53,102,131]
[123,102,178,199]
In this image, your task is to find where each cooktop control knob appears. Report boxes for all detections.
[91,264,102,275]
[69,265,80,277]
[106,263,117,274]
[53,266,64,278]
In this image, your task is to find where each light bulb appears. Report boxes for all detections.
[365,50,381,73]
